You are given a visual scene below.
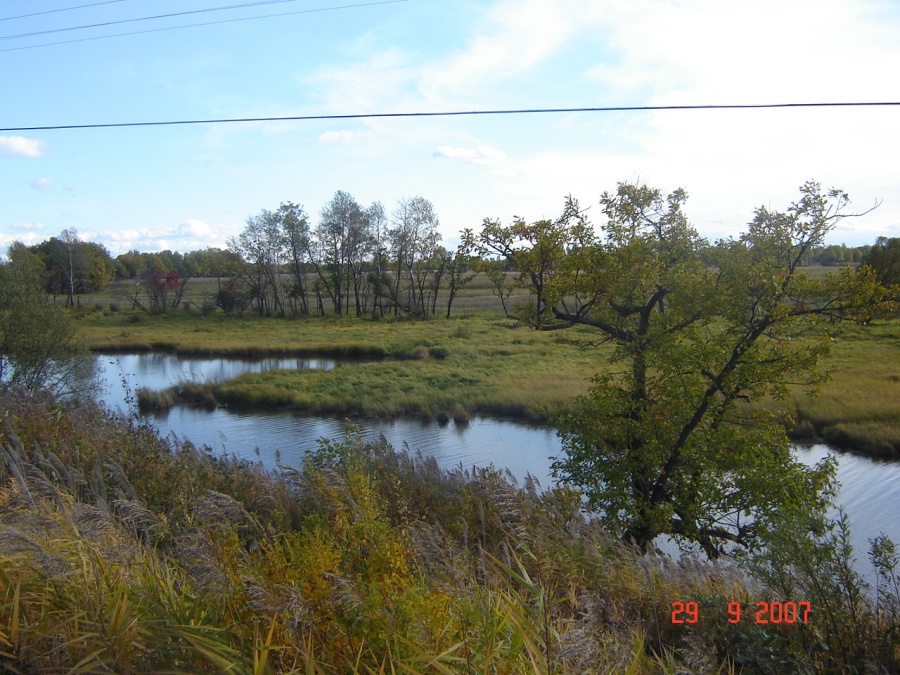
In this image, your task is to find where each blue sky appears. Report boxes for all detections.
[2,0,899,256]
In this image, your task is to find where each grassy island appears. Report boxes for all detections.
[75,310,900,457]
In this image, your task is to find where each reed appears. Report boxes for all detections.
[0,388,895,672]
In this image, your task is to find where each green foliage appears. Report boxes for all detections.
[861,236,900,287]
[29,230,116,300]
[473,199,592,328]
[0,253,94,398]
[550,181,894,557]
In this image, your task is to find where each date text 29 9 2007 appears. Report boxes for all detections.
[671,601,811,624]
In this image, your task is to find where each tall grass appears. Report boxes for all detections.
[0,387,896,672]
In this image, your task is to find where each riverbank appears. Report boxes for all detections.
[76,311,900,457]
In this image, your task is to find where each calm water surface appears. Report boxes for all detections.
[97,353,900,578]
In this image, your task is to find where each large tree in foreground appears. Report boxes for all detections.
[547,182,893,558]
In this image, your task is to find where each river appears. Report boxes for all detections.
[96,353,900,580]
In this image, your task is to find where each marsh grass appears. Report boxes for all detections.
[77,312,900,455]
[760,321,900,456]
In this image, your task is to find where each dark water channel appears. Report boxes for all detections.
[96,353,900,580]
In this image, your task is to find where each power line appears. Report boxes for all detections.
[2,102,899,132]
[0,0,411,52]
[0,1,133,23]
[0,0,307,41]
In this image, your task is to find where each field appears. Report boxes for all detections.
[74,295,900,457]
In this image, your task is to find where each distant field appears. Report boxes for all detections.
[78,271,531,316]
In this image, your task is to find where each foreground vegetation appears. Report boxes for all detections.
[0,387,897,673]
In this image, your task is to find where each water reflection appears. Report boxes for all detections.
[98,353,337,415]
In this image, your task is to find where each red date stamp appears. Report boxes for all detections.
[671,601,810,624]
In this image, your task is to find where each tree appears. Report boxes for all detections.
[861,236,900,287]
[547,181,892,558]
[444,233,476,319]
[31,230,114,302]
[229,209,286,316]
[475,197,590,328]
[147,267,189,314]
[278,202,312,316]
[316,191,371,316]
[0,246,95,398]
[389,197,443,318]
[366,201,390,317]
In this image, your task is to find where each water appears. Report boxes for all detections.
[96,353,900,578]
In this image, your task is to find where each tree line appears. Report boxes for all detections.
[11,189,895,321]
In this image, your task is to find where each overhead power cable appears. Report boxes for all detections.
[0,0,410,52]
[0,1,133,23]
[2,102,898,133]
[0,0,309,41]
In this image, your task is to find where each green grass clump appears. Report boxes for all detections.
[136,385,175,411]
[762,321,900,456]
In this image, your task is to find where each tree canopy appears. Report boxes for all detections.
[539,181,894,557]
[861,236,900,288]
[0,247,94,398]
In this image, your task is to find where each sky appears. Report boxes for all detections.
[2,0,900,256]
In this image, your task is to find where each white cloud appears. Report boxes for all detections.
[433,144,508,167]
[31,177,54,191]
[12,221,45,231]
[0,136,47,158]
[318,130,375,143]
[310,49,417,113]
[173,218,215,238]
[97,218,235,255]
[585,0,900,104]
[0,232,41,253]
[419,0,588,104]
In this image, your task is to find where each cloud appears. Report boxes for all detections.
[96,218,236,255]
[419,0,590,104]
[308,0,604,113]
[318,130,375,143]
[0,136,47,158]
[0,232,42,254]
[12,221,45,231]
[433,145,508,167]
[173,218,216,238]
[31,177,54,191]
[310,49,417,113]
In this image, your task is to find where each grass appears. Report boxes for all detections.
[78,310,605,421]
[74,307,900,456]
[759,321,900,457]
[0,388,896,673]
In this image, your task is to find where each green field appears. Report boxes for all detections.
[74,304,900,457]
